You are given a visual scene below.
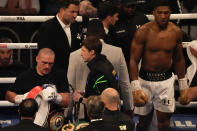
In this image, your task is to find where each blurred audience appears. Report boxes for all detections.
[111,0,149,68]
[0,0,40,15]
[0,37,27,100]
[39,0,59,15]
[180,0,197,40]
[97,1,119,44]
[137,0,180,14]
[79,0,97,18]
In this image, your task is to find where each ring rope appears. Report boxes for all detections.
[0,42,191,50]
[0,14,197,22]
[0,43,37,49]
[0,101,196,107]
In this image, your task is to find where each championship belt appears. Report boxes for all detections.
[62,121,89,131]
[62,123,75,131]
[48,109,65,131]
[75,122,89,130]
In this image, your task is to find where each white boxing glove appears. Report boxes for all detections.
[14,92,29,104]
[40,86,57,101]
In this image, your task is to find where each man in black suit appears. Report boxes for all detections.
[2,98,48,131]
[37,0,81,73]
[77,95,119,131]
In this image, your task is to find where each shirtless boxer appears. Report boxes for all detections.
[129,0,190,131]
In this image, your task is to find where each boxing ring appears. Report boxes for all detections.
[0,14,197,130]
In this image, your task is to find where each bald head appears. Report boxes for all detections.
[101,88,120,110]
[36,48,55,76]
[37,48,55,58]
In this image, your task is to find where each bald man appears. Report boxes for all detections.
[5,48,70,128]
[101,88,135,131]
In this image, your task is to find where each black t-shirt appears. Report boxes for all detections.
[8,68,69,94]
[103,109,135,131]
[0,61,27,100]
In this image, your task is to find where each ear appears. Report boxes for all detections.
[36,56,39,63]
[59,8,64,13]
[106,15,111,22]
[90,50,95,55]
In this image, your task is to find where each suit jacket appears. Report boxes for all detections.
[67,39,133,119]
[37,16,81,73]
[2,119,49,131]
[77,120,119,131]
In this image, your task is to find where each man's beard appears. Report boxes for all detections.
[0,59,10,67]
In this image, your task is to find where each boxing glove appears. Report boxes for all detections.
[40,86,57,101]
[178,89,190,105]
[131,80,148,107]
[132,89,148,107]
[14,92,29,104]
[178,78,190,105]
[41,84,62,104]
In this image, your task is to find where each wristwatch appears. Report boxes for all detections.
[79,97,83,103]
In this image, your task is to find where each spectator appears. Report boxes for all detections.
[68,19,133,120]
[37,0,81,74]
[111,0,149,68]
[2,98,48,131]
[77,95,119,131]
[79,0,97,18]
[101,88,135,131]
[96,1,119,44]
[138,0,180,14]
[0,37,27,100]
[0,0,8,14]
[78,0,97,42]
[6,0,40,15]
[180,0,197,40]
[39,0,59,15]
[5,48,69,129]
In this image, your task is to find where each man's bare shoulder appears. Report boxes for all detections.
[135,22,153,37]
[138,22,152,31]
[168,22,182,33]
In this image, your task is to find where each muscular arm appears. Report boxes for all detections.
[129,26,146,80]
[59,93,70,107]
[5,91,17,103]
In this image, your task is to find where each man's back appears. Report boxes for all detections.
[103,109,135,131]
[2,119,48,131]
[77,120,119,131]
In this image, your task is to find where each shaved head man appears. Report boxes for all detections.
[101,88,135,131]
